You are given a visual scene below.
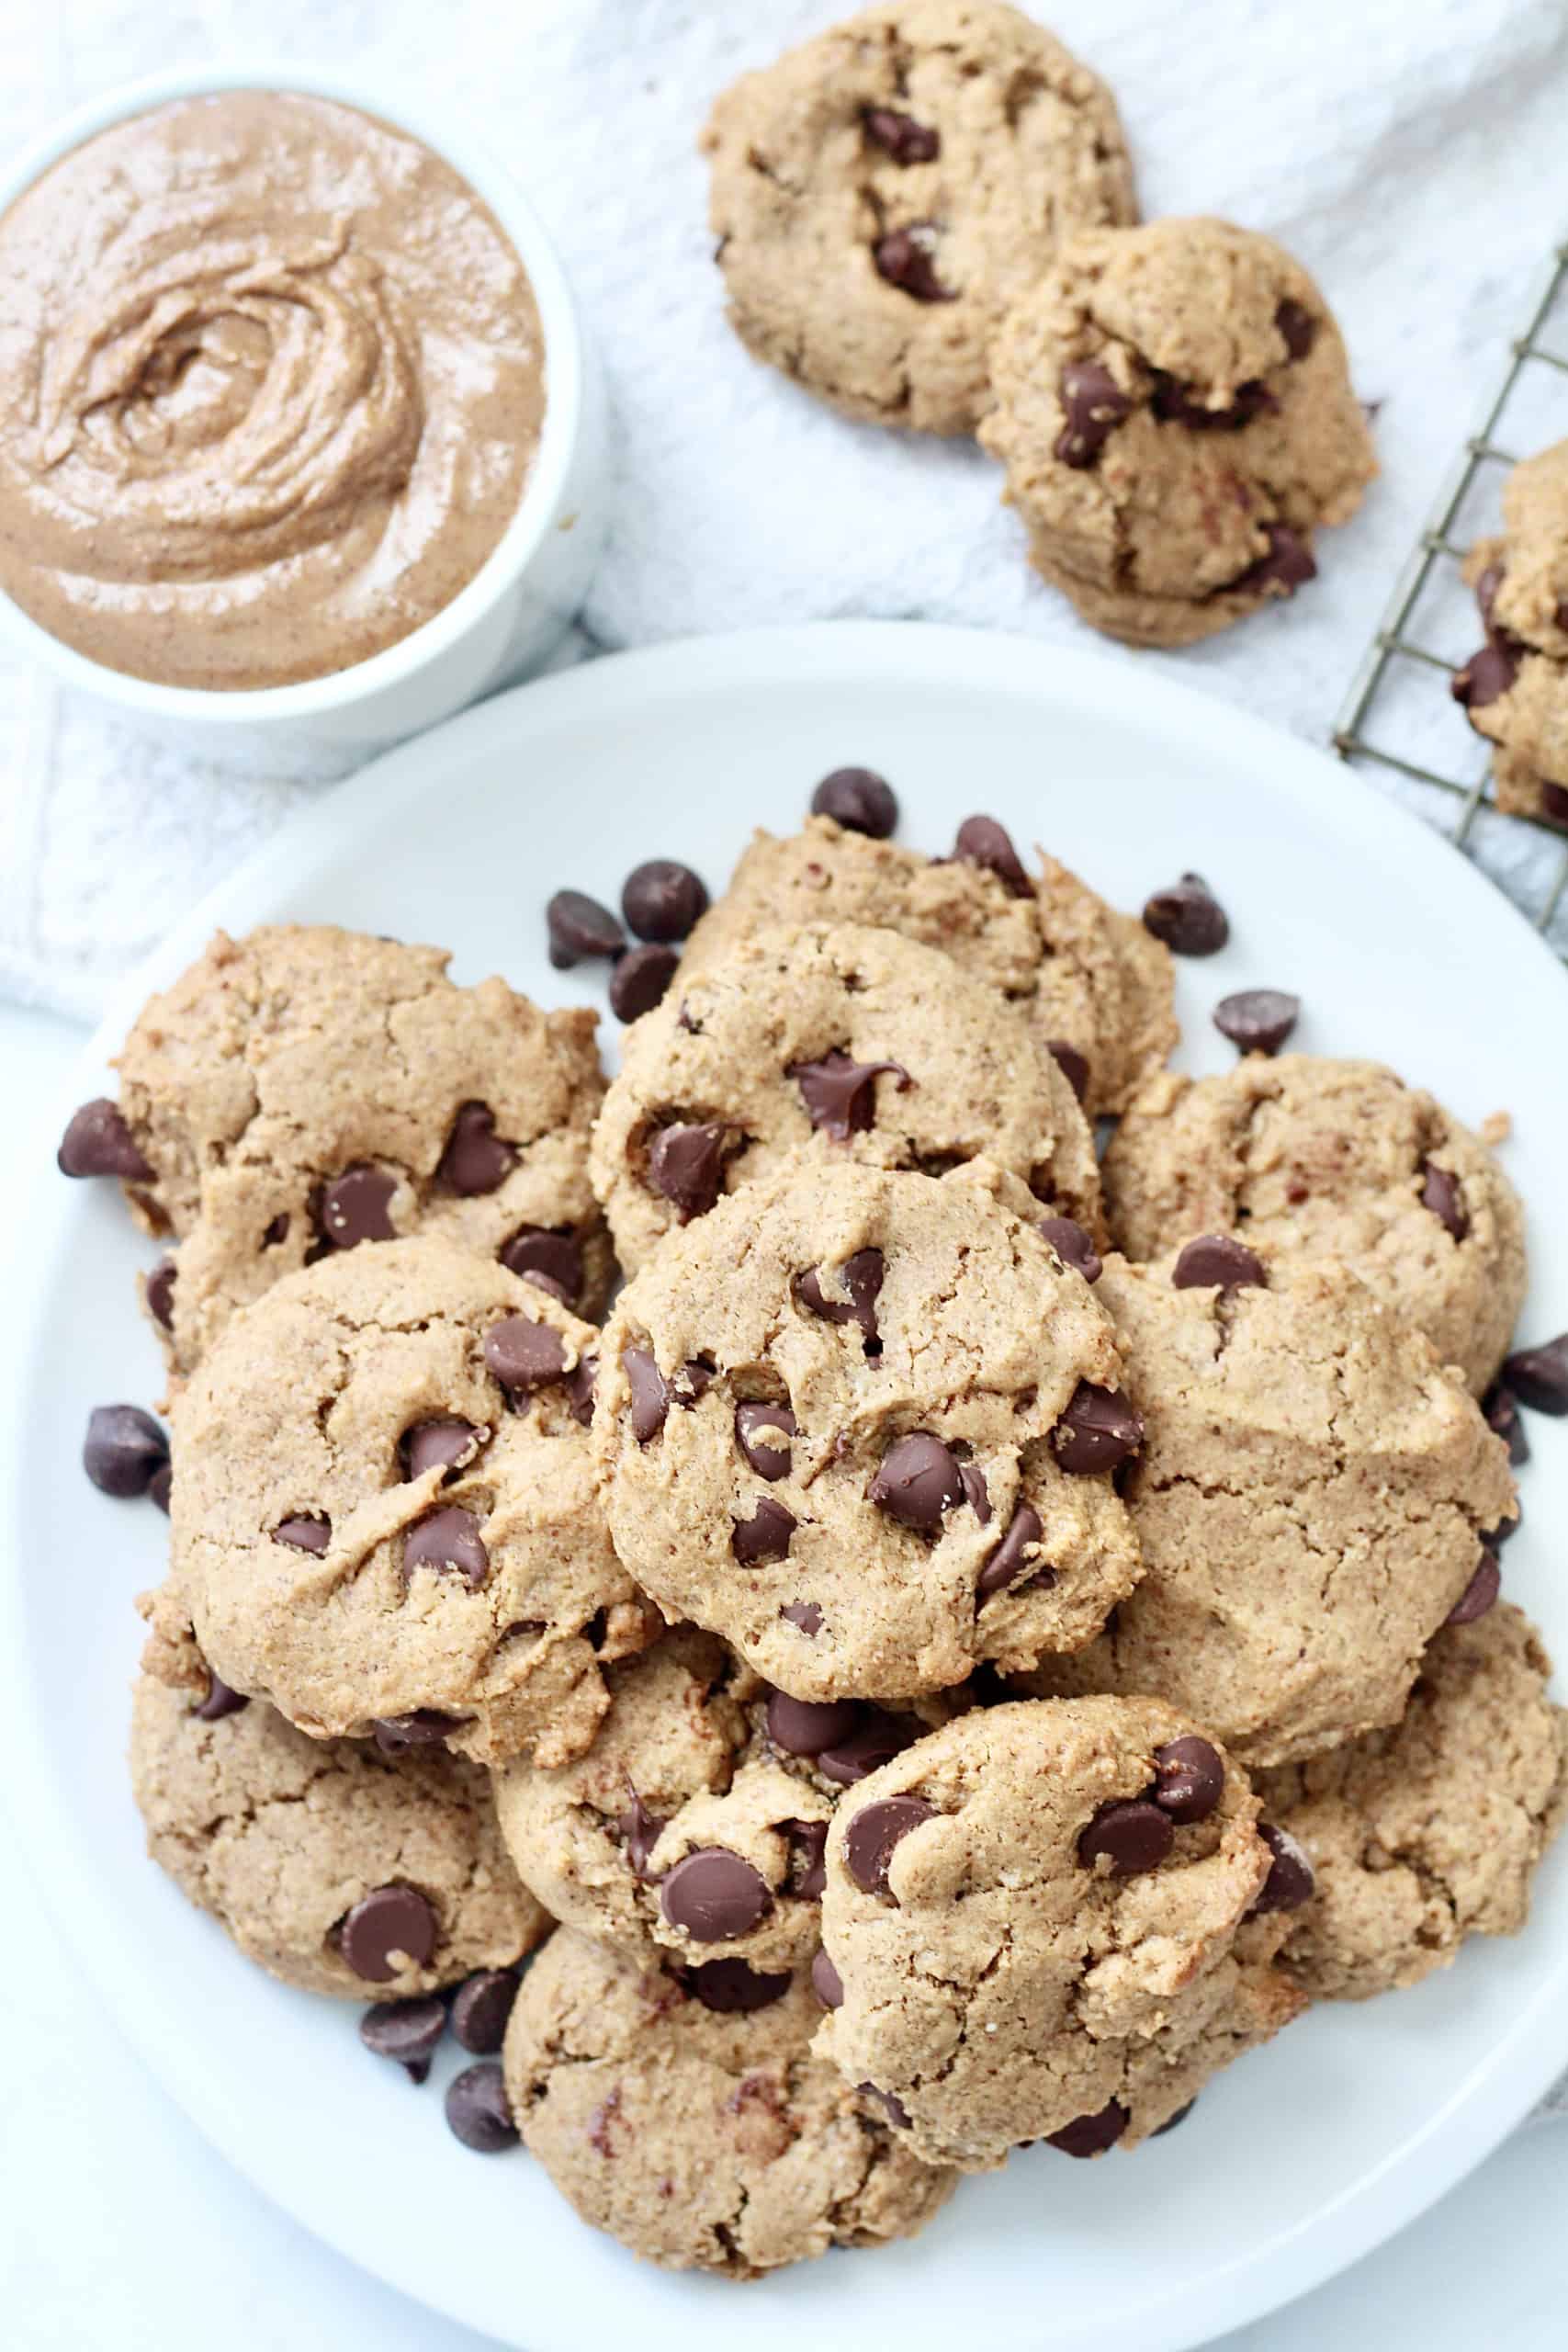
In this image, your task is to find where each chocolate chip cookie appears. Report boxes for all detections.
[76,925,609,1375]
[682,816,1177,1116]
[1102,1056,1527,1397]
[1256,1604,1568,2000]
[702,0,1135,435]
[502,1927,955,2274]
[979,217,1376,646]
[130,1671,548,1997]
[815,1696,1302,2168]
[146,1237,649,1770]
[1012,1253,1516,1766]
[592,920,1101,1273]
[1454,440,1568,824]
[595,1154,1143,1702]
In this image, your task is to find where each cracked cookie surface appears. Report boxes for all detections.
[130,1671,549,1996]
[110,924,609,1375]
[1455,439,1568,824]
[592,919,1101,1273]
[595,1155,1143,1702]
[502,1926,955,2274]
[148,1237,649,1769]
[979,217,1376,646]
[1102,1055,1526,1396]
[702,0,1134,436]
[1011,1252,1515,1766]
[815,1696,1299,2168]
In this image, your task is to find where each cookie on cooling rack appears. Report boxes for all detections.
[1454,439,1568,826]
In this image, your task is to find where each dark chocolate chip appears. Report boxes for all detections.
[1446,1550,1501,1626]
[795,1248,884,1353]
[1052,1383,1144,1476]
[402,1505,489,1587]
[788,1048,910,1139]
[1038,1217,1101,1283]
[568,1354,598,1428]
[451,1968,521,2054]
[485,1315,569,1396]
[976,1502,1046,1600]
[1046,2100,1128,2158]
[1251,1822,1315,1914]
[787,1817,829,1898]
[1452,640,1518,711]
[1502,1334,1568,1415]
[647,1121,728,1218]
[83,1404,168,1499]
[844,1795,936,1894]
[1152,1736,1225,1824]
[439,1102,514,1195]
[1046,1040,1090,1102]
[400,1418,481,1480]
[732,1496,796,1566]
[1154,2099,1197,2137]
[339,1884,438,1982]
[1541,781,1568,831]
[1420,1161,1471,1243]
[194,1671,249,1723]
[149,1460,172,1514]
[1055,360,1132,467]
[445,2061,518,2152]
[1152,373,1277,431]
[811,1946,844,2008]
[1172,1235,1267,1291]
[766,1690,861,1757]
[1141,872,1230,956]
[660,1848,772,1942]
[624,1345,670,1442]
[525,1271,575,1309]
[959,1459,991,1523]
[1233,523,1316,594]
[1077,1798,1174,1874]
[610,942,681,1022]
[873,223,954,302]
[274,1511,331,1554]
[858,2082,912,2129]
[863,105,940,164]
[622,859,709,944]
[953,813,1032,896]
[870,1431,964,1531]
[373,1710,462,1758]
[782,1600,823,1637]
[735,1401,796,1479]
[687,1957,793,2013]
[817,1708,919,1787]
[318,1164,397,1248]
[360,1995,446,2079]
[1484,1385,1529,1466]
[1275,299,1317,360]
[547,888,626,968]
[499,1226,582,1304]
[673,1357,716,1408]
[810,767,898,837]
[146,1257,177,1330]
[262,1213,289,1249]
[618,1791,668,1879]
[1213,989,1300,1055]
[57,1097,152,1182]
[1473,561,1505,630]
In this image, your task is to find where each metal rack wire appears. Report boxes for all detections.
[1333,243,1568,954]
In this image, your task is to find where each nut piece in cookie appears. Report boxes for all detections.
[503,1927,954,2273]
[1452,440,1568,826]
[980,217,1376,646]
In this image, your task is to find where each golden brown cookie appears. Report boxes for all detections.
[1454,441,1568,824]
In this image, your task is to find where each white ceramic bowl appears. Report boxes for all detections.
[0,62,608,779]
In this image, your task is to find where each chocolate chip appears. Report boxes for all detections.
[863,105,940,163]
[445,2061,517,2152]
[1446,1550,1501,1626]
[647,1121,727,1217]
[1484,1384,1529,1466]
[400,1418,481,1480]
[451,1968,521,2054]
[1275,299,1317,360]
[844,1795,935,1894]
[146,1257,177,1330]
[687,1958,793,2013]
[1046,2100,1128,2158]
[817,1708,919,1787]
[1213,989,1300,1056]
[870,1431,964,1530]
[499,1226,583,1306]
[1055,360,1132,467]
[613,1792,668,1886]
[610,942,681,1022]
[622,859,709,943]
[765,1690,860,1757]
[859,2083,912,2129]
[1502,1334,1568,1415]
[1078,1798,1174,1874]
[485,1315,569,1397]
[1154,2099,1197,2137]
[1452,640,1518,710]
[150,1460,172,1514]
[873,223,953,301]
[673,1358,716,1409]
[1251,1822,1315,1914]
[953,813,1031,896]
[1152,373,1277,431]
[318,1164,397,1248]
[1038,1217,1101,1284]
[194,1671,248,1723]
[1172,1235,1267,1291]
[1152,1736,1225,1824]
[977,1502,1046,1600]
[274,1511,330,1553]
[568,1354,598,1428]
[360,1996,446,2084]
[788,1049,910,1139]
[1420,1161,1470,1243]
[812,1947,844,2008]
[435,1102,515,1196]
[339,1884,438,1982]
[83,1404,168,1499]
[1483,1507,1520,1549]
[372,1710,462,1758]
[732,1497,796,1566]
[624,1345,670,1442]
[735,1401,796,1479]
[1541,782,1568,830]
[1045,1040,1090,1102]
[1052,1383,1144,1476]
[660,1848,772,1942]
[1141,872,1229,956]
[782,1600,823,1637]
[57,1097,152,1182]
[795,1248,884,1353]
[262,1213,289,1249]
[402,1505,489,1587]
[1234,523,1316,594]
[959,1460,991,1523]
[786,1817,829,1897]
[810,767,897,837]
[547,888,625,968]
[1473,561,1505,629]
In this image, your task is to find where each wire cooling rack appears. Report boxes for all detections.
[1333,243,1568,956]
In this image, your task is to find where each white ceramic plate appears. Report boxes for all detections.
[5,623,1565,2352]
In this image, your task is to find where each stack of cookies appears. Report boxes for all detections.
[63,777,1567,2280]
